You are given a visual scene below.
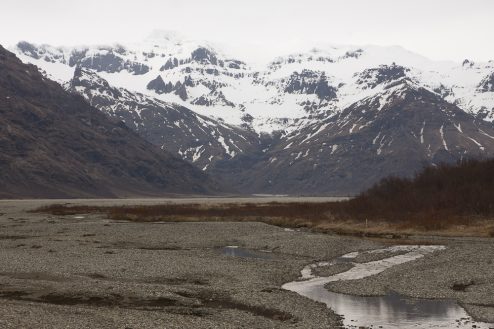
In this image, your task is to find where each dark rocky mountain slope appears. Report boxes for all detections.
[212,80,494,195]
[12,38,494,196]
[68,67,261,172]
[0,46,220,198]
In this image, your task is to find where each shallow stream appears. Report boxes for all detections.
[282,245,494,329]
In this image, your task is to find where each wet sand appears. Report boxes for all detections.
[0,199,492,328]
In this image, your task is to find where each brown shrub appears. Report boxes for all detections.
[32,159,494,236]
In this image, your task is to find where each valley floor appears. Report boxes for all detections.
[0,199,493,328]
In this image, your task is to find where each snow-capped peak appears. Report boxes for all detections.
[11,36,494,134]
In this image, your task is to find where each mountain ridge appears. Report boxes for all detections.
[9,35,494,194]
[0,45,221,198]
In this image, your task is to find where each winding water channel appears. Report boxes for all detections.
[282,245,494,329]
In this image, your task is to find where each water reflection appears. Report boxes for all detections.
[221,246,272,259]
[283,245,493,329]
[309,288,481,328]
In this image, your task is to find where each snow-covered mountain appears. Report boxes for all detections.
[0,45,220,198]
[68,67,261,172]
[10,31,494,194]
[219,79,494,194]
[13,33,494,129]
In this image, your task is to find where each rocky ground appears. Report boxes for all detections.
[0,198,493,328]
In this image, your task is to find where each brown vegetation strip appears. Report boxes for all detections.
[33,159,494,237]
[33,202,494,238]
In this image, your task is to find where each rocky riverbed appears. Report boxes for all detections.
[0,199,493,328]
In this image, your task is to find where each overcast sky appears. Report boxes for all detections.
[1,0,493,63]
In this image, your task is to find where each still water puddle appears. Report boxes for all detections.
[221,246,273,260]
[283,245,494,328]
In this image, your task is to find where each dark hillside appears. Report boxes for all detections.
[0,45,220,198]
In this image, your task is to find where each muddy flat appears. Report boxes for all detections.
[0,199,493,328]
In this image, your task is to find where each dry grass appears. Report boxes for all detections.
[33,202,494,238]
[32,159,494,238]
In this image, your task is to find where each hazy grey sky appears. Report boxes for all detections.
[2,0,493,63]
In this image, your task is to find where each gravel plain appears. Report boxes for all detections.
[0,198,493,328]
